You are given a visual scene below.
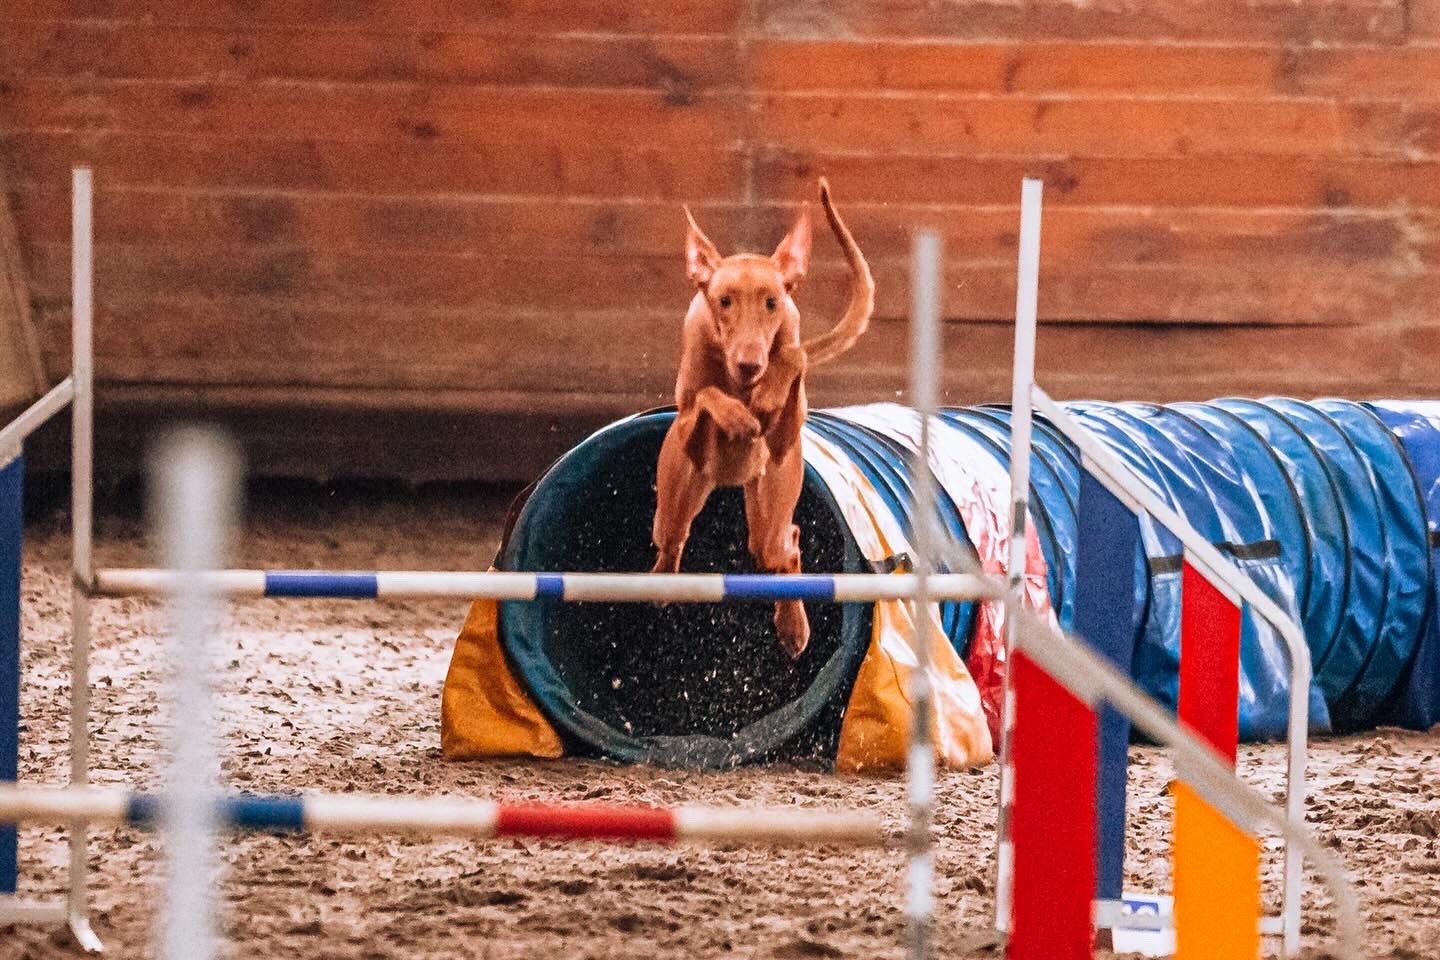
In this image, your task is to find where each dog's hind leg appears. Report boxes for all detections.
[744,448,810,659]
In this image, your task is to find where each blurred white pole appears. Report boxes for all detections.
[150,428,242,960]
[67,166,101,953]
[906,229,943,960]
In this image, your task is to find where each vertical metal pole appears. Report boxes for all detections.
[151,429,240,960]
[67,167,102,953]
[906,229,943,960]
[1283,697,1306,955]
[993,178,1044,935]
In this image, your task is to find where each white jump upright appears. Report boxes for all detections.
[992,176,1044,936]
[68,166,103,954]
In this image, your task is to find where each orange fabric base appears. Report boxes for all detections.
[835,596,994,773]
[440,598,564,761]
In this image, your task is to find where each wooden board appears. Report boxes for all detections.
[13,188,1435,272]
[756,0,1404,44]
[23,241,1431,327]
[6,0,744,34]
[750,40,1440,99]
[0,161,43,410]
[0,24,739,89]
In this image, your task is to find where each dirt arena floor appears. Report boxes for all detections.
[3,481,1438,959]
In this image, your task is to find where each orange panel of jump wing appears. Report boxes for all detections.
[1174,562,1259,959]
[1173,783,1262,959]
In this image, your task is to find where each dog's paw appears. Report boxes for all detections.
[775,606,811,660]
[713,404,762,440]
[749,379,790,418]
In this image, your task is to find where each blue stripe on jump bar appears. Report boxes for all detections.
[123,793,305,832]
[722,575,835,601]
[264,572,378,598]
[534,574,565,598]
[126,793,159,827]
[222,795,306,832]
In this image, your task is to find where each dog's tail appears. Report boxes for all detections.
[800,177,875,366]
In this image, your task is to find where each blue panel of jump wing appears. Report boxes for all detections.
[263,571,378,598]
[1364,401,1440,731]
[125,793,159,826]
[1066,404,1186,724]
[1073,469,1142,903]
[1,454,21,894]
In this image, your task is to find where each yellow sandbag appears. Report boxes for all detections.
[440,597,564,760]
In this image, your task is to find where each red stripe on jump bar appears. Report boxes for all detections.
[1007,651,1098,960]
[494,804,677,842]
[1179,562,1242,761]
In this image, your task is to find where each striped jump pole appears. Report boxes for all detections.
[89,569,999,604]
[0,785,898,849]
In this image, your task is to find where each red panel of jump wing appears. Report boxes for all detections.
[1178,562,1242,760]
[1007,651,1098,960]
[495,804,677,841]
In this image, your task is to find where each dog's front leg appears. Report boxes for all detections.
[748,345,806,421]
[743,448,810,659]
[748,344,807,463]
[652,406,718,575]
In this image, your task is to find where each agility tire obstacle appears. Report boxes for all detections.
[0,169,1371,958]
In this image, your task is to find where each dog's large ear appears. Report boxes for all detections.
[684,206,721,288]
[772,204,812,290]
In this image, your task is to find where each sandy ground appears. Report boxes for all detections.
[2,481,1438,959]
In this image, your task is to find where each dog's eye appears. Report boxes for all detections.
[765,296,777,312]
[718,295,732,309]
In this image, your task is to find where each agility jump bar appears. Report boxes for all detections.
[90,569,999,603]
[0,785,896,848]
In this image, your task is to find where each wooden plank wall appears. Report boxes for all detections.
[0,0,1436,477]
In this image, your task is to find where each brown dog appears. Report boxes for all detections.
[651,178,875,659]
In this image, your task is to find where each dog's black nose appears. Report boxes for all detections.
[737,361,764,383]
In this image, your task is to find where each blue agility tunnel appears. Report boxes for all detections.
[489,398,1440,767]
